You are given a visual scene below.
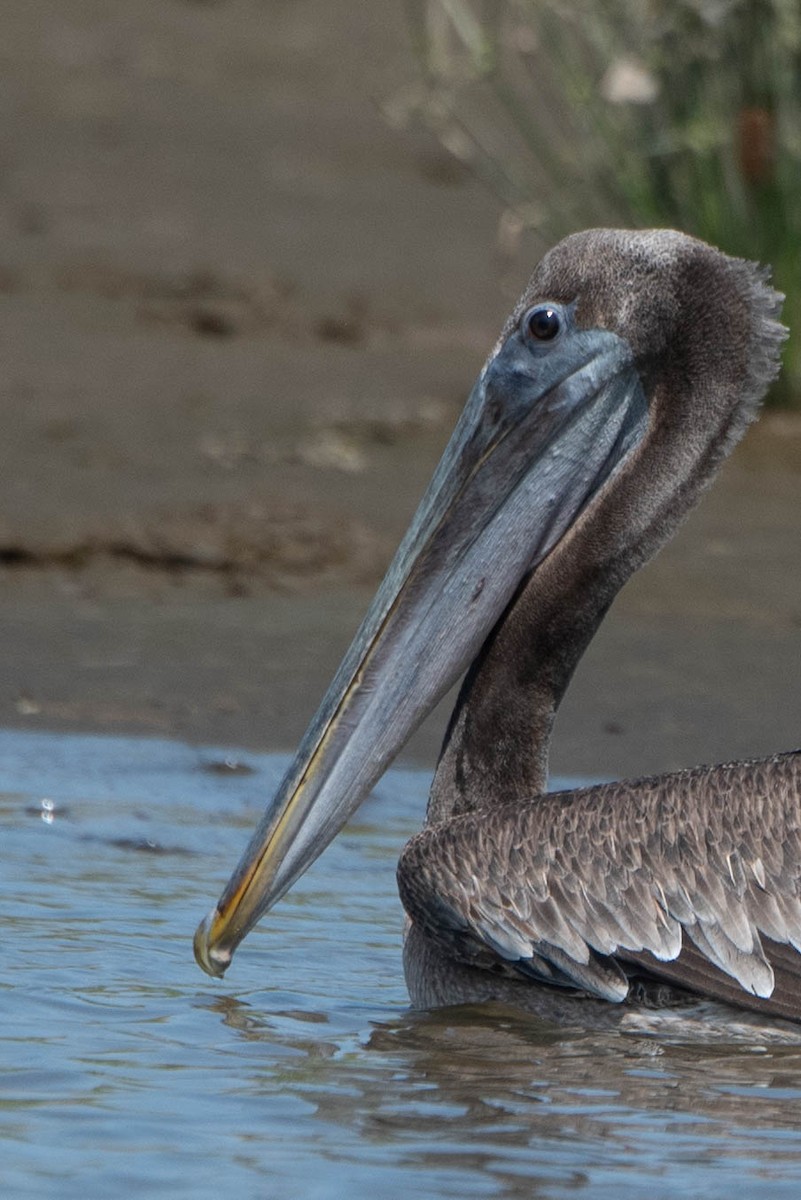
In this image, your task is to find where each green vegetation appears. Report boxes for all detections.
[403,0,801,403]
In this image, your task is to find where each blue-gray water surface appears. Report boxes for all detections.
[4,728,801,1199]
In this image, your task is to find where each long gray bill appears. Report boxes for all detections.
[194,315,648,976]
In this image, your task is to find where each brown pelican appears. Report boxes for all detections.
[194,229,801,1023]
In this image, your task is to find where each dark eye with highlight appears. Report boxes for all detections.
[524,306,562,342]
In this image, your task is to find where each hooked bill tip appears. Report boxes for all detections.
[193,909,233,978]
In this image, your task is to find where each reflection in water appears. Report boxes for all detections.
[199,990,801,1199]
[2,730,801,1199]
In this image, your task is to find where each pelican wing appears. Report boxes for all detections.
[397,752,801,1018]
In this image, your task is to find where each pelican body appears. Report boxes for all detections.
[194,230,801,1023]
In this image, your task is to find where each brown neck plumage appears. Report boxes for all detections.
[427,232,785,825]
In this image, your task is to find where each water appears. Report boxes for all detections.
[3,728,801,1199]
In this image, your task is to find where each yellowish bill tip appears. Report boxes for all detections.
[193,909,233,978]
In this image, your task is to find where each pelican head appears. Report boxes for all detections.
[194,229,784,978]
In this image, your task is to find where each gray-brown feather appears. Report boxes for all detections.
[427,231,786,828]
[398,752,801,1019]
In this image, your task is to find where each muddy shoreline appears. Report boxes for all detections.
[1,2,799,780]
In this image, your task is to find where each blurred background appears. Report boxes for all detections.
[402,0,801,402]
[0,0,799,779]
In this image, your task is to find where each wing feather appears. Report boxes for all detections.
[397,751,801,1015]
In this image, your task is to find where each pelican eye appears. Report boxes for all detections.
[524,305,562,342]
